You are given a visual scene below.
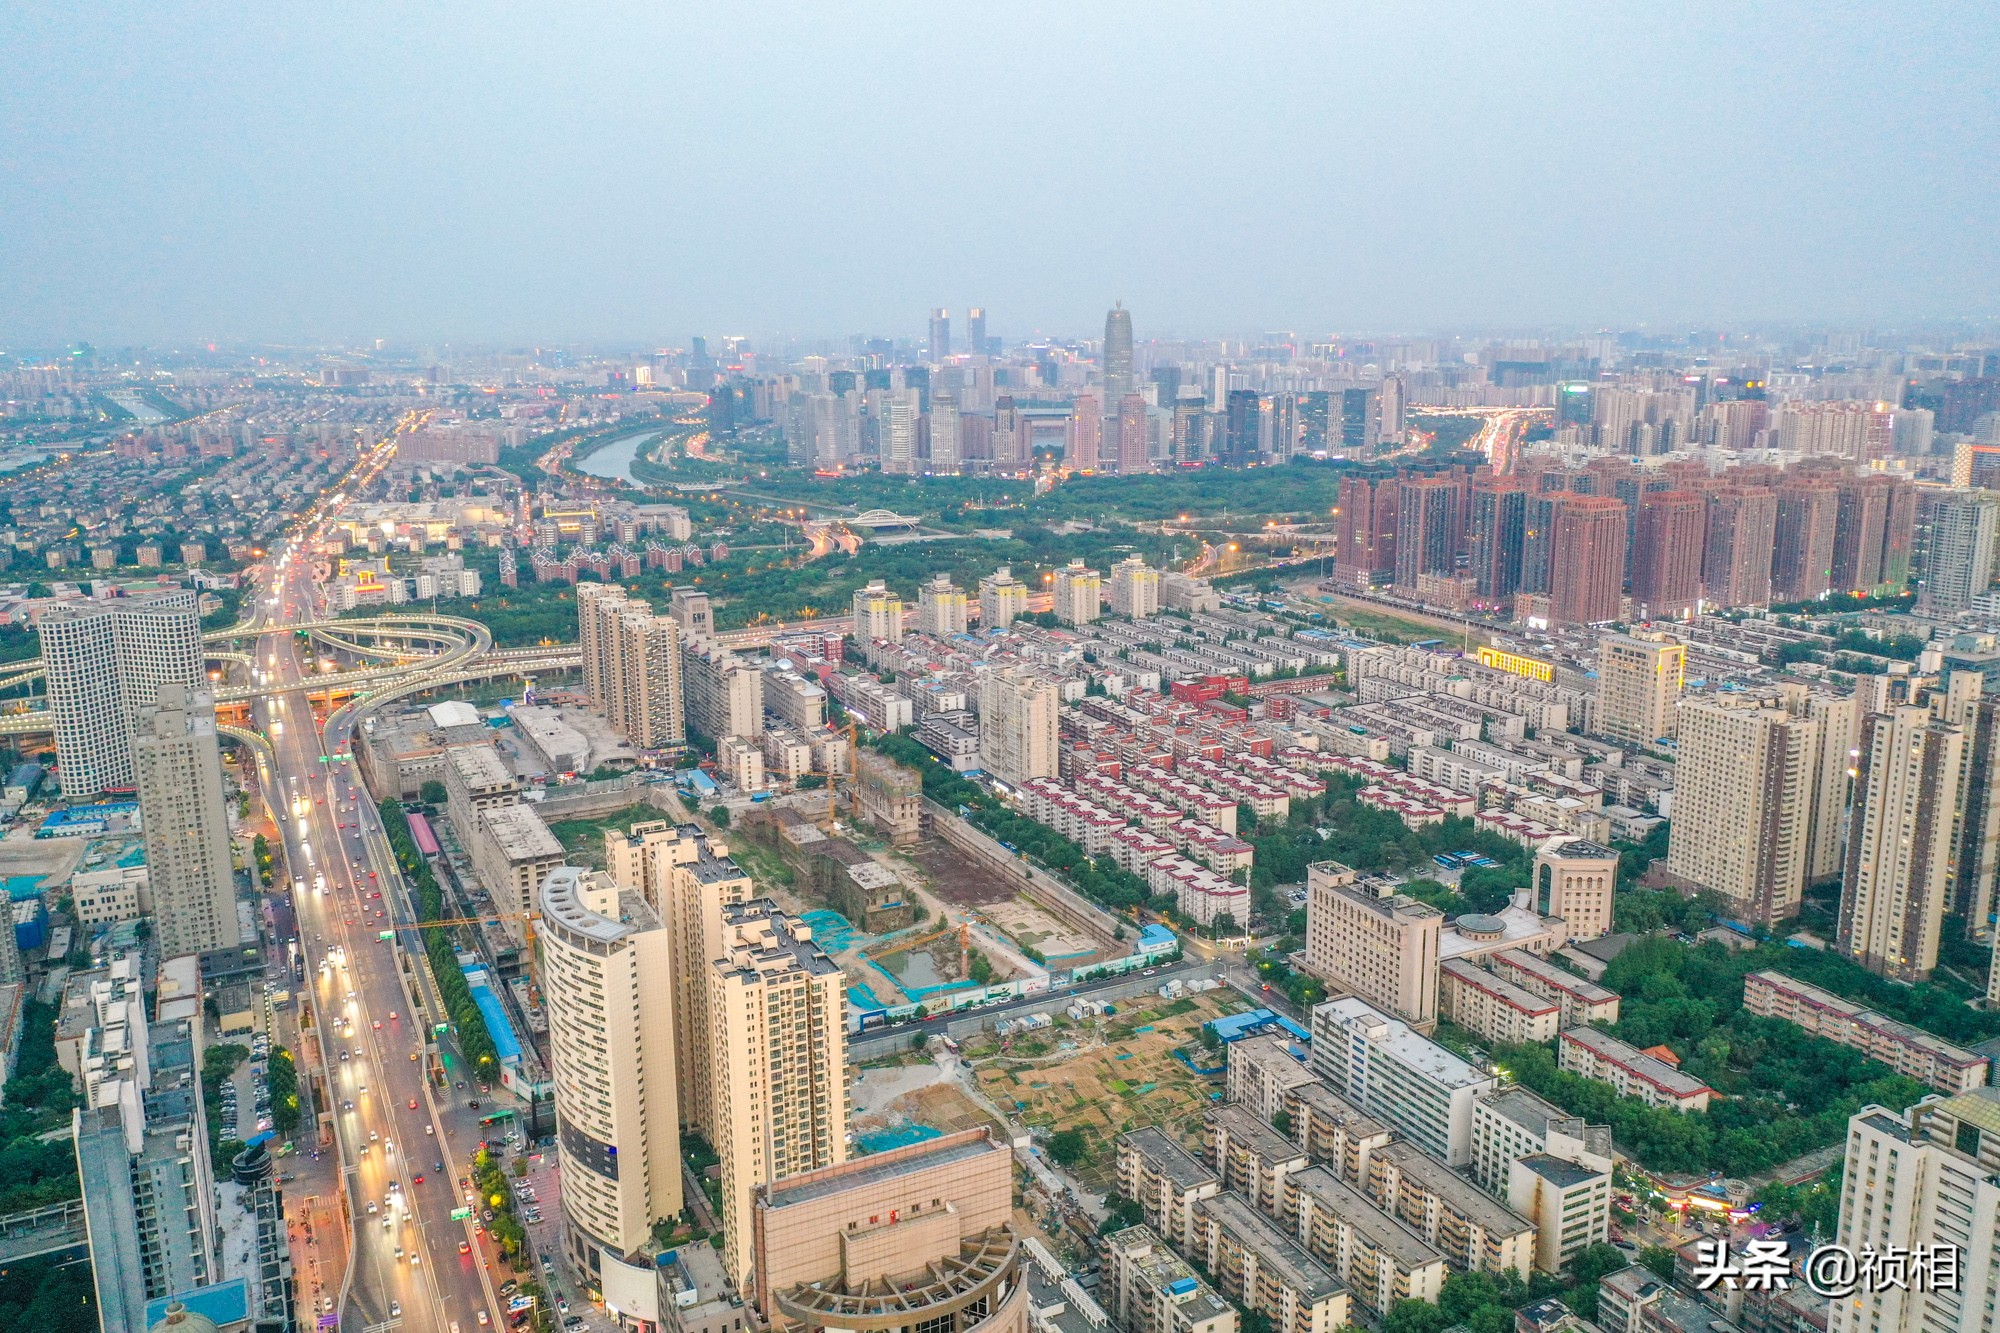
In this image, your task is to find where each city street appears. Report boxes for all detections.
[255,530,505,1331]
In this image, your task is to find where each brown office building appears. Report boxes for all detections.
[1771,478,1840,601]
[1333,474,1399,590]
[752,1128,1023,1333]
[1548,496,1627,625]
[1700,485,1778,608]
[1629,491,1705,619]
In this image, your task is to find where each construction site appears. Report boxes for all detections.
[966,980,1245,1194]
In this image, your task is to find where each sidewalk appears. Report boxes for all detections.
[289,1194,349,1325]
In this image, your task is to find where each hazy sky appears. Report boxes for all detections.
[4,2,1997,346]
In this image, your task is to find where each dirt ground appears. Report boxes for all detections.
[905,838,1024,907]
[849,1057,1008,1142]
[901,838,1110,965]
[0,831,91,884]
[968,988,1243,1192]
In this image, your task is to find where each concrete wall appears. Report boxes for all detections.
[846,959,1228,1062]
[923,798,1127,954]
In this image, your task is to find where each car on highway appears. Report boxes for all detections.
[390,1303,402,1319]
[460,1241,472,1255]
[409,1099,418,1109]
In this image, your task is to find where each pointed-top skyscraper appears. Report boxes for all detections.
[1102,303,1134,402]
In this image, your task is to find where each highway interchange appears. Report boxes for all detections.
[243,490,513,1331]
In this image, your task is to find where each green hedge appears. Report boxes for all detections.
[378,800,501,1075]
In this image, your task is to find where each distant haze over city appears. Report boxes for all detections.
[3,2,1997,343]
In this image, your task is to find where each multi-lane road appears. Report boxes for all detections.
[252,545,506,1332]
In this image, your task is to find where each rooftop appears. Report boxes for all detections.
[482,802,563,861]
[764,1129,1003,1210]
[1192,1191,1347,1303]
[1119,1127,1219,1192]
[1315,995,1494,1091]
[1515,1153,1606,1190]
[1375,1141,1536,1235]
[1287,1165,1445,1269]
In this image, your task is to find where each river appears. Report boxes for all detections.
[572,430,658,485]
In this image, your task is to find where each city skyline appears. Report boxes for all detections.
[4,4,1998,343]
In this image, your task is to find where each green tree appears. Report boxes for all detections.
[1045,1129,1088,1167]
[1639,1246,1677,1282]
[1102,1192,1145,1231]
[709,804,731,828]
[420,779,447,806]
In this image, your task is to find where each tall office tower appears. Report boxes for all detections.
[978,565,1029,629]
[1548,496,1627,625]
[1771,477,1840,601]
[41,589,202,796]
[1700,485,1779,608]
[1518,492,1561,596]
[1052,559,1103,625]
[1831,473,1917,595]
[979,665,1059,785]
[1117,392,1149,473]
[1379,375,1406,444]
[1333,473,1399,590]
[707,899,848,1288]
[1394,475,1460,591]
[1102,303,1135,402]
[1667,692,1827,926]
[966,306,986,355]
[850,579,904,649]
[1068,391,1102,470]
[1150,364,1182,408]
[1840,706,1965,982]
[989,395,1024,471]
[928,391,961,473]
[1170,394,1209,462]
[915,573,969,636]
[1830,1089,2000,1333]
[879,388,920,475]
[928,307,950,362]
[1595,633,1686,747]
[1467,476,1528,604]
[1916,489,2000,613]
[1108,556,1161,617]
[1629,491,1705,619]
[135,684,241,959]
[1340,386,1384,455]
[540,867,684,1296]
[1223,389,1263,466]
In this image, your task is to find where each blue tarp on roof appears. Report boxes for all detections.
[1208,1007,1311,1043]
[467,980,523,1064]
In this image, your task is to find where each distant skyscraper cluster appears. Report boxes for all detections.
[777,302,1409,475]
[1333,455,1918,626]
